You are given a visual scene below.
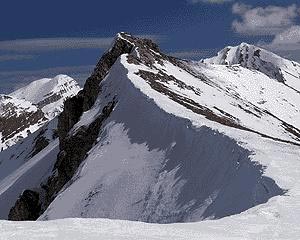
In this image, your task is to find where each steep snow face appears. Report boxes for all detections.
[11,75,81,118]
[0,118,59,219]
[203,43,300,92]
[0,75,81,151]
[41,52,285,222]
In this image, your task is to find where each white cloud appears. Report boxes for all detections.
[189,0,233,4]
[232,3,300,35]
[272,25,300,46]
[255,25,300,62]
[261,25,300,57]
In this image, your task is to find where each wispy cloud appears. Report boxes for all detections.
[0,54,34,62]
[0,65,94,78]
[232,3,299,35]
[189,0,233,4]
[0,35,161,53]
[0,37,114,52]
[169,49,218,59]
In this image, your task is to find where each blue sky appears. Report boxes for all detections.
[1,0,300,92]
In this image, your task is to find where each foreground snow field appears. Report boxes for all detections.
[1,211,300,240]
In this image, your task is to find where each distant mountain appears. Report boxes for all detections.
[11,75,81,118]
[0,34,299,229]
[0,75,81,151]
[203,42,300,91]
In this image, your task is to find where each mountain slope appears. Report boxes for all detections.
[0,118,59,219]
[3,34,300,228]
[40,58,284,221]
[0,75,81,151]
[8,33,294,222]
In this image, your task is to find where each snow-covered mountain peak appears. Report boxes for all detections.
[11,74,81,118]
[204,42,272,66]
[1,34,300,235]
[203,43,300,91]
[0,75,81,151]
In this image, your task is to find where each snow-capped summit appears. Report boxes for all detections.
[203,43,300,91]
[203,43,262,66]
[11,74,81,118]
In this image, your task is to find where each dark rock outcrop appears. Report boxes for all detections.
[57,92,85,141]
[29,130,50,158]
[56,33,137,142]
[82,34,134,111]
[8,190,41,221]
[43,100,116,209]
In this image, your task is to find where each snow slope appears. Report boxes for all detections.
[0,75,80,217]
[0,119,59,219]
[2,209,300,240]
[40,34,299,223]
